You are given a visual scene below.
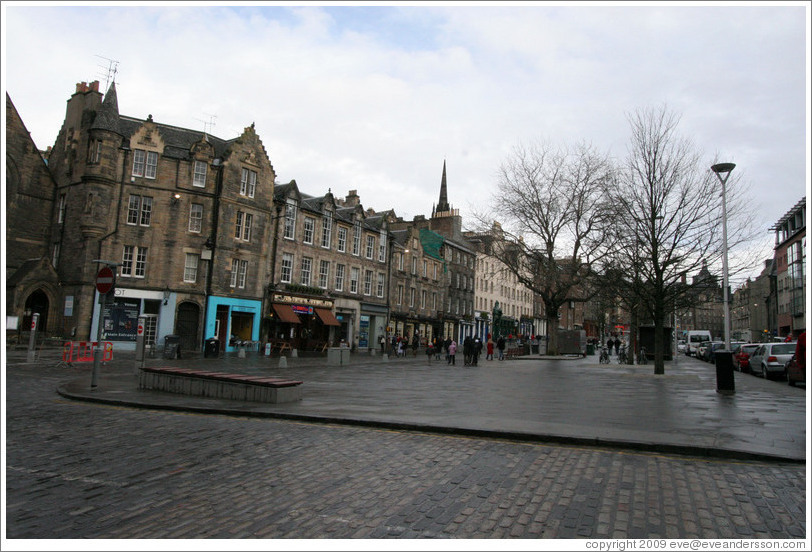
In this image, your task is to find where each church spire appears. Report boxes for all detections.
[436,159,450,213]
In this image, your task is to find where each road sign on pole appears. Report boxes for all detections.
[96,266,115,295]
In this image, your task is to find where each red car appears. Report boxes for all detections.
[733,343,760,373]
[786,355,805,387]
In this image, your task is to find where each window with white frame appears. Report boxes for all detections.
[409,288,415,307]
[365,235,375,259]
[337,226,347,252]
[88,139,102,164]
[132,149,158,178]
[235,211,252,241]
[145,151,158,178]
[378,231,386,262]
[433,292,437,310]
[240,168,256,198]
[335,264,345,291]
[352,221,361,255]
[397,285,403,305]
[319,260,330,288]
[189,204,203,233]
[411,255,417,275]
[230,259,248,288]
[433,262,438,280]
[184,253,199,282]
[300,257,313,286]
[422,260,427,277]
[121,245,148,278]
[127,195,153,226]
[321,212,332,248]
[52,243,60,268]
[284,202,297,239]
[281,253,293,283]
[398,252,404,271]
[421,290,427,309]
[193,160,207,187]
[303,217,315,244]
[377,273,384,297]
[364,270,373,295]
[350,267,359,294]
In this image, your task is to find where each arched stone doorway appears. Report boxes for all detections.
[23,289,50,334]
[175,302,201,352]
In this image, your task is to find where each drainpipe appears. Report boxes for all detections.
[202,160,223,348]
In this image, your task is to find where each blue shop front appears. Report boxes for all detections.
[204,296,262,353]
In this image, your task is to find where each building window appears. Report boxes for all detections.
[132,150,145,177]
[321,213,332,248]
[281,253,293,283]
[337,226,347,252]
[377,273,384,297]
[411,255,417,275]
[88,139,102,164]
[350,267,359,294]
[240,168,256,198]
[57,193,66,223]
[230,259,248,288]
[421,290,427,309]
[189,204,203,233]
[52,242,60,268]
[364,270,373,296]
[126,195,152,226]
[423,260,427,277]
[303,217,315,245]
[319,260,330,289]
[284,203,297,239]
[379,230,387,262]
[433,292,437,310]
[409,288,415,307]
[397,285,404,306]
[145,151,158,178]
[335,264,345,291]
[121,245,148,278]
[235,211,252,241]
[352,221,361,256]
[398,252,404,271]
[365,235,375,259]
[300,257,313,286]
[193,160,207,187]
[433,262,438,280]
[184,253,199,283]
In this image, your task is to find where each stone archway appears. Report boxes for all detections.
[23,289,50,334]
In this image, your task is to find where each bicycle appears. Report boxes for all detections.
[599,347,610,364]
[617,346,627,364]
[637,347,648,365]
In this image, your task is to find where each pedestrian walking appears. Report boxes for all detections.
[606,337,614,356]
[398,339,406,358]
[497,335,506,360]
[426,343,435,364]
[379,335,386,354]
[473,336,482,366]
[613,337,621,355]
[486,334,494,360]
[444,337,452,363]
[447,340,457,365]
[463,336,473,366]
[412,334,419,356]
[433,337,442,360]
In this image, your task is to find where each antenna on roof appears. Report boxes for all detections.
[95,55,120,90]
[195,113,217,135]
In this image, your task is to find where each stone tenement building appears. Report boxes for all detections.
[5,80,481,353]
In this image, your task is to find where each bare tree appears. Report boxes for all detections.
[614,105,758,374]
[476,140,616,355]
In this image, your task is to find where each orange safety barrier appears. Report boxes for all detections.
[62,341,114,363]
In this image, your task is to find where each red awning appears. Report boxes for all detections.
[315,308,340,326]
[272,303,301,324]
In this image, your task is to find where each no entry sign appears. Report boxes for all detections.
[96,266,115,294]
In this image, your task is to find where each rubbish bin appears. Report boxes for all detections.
[586,344,595,356]
[715,350,735,395]
[204,337,220,358]
[163,334,181,359]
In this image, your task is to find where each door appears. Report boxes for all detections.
[176,302,200,351]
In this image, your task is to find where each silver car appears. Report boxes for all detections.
[749,342,797,379]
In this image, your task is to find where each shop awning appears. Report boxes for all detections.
[272,303,301,324]
[315,308,341,326]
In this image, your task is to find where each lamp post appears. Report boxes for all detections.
[711,162,736,351]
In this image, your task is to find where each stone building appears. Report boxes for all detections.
[42,80,277,353]
[770,197,805,339]
[5,93,60,339]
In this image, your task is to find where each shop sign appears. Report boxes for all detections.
[291,305,313,315]
[102,297,141,341]
[272,292,332,308]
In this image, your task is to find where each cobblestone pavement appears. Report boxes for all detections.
[4,361,807,541]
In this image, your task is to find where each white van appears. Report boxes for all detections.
[685,330,712,357]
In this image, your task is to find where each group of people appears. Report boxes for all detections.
[604,336,625,355]
[379,332,511,365]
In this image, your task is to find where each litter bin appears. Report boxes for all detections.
[204,337,220,358]
[586,344,595,356]
[163,334,181,359]
[715,350,735,395]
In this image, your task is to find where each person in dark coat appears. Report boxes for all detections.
[463,336,474,366]
[473,336,483,366]
[497,335,506,360]
[613,337,621,355]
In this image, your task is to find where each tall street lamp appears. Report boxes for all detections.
[711,162,736,351]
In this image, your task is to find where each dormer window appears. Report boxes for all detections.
[132,149,158,179]
[321,211,333,248]
[240,168,256,198]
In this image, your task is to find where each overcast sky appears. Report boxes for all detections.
[2,1,809,287]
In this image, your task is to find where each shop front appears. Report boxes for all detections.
[389,311,441,347]
[359,302,388,352]
[90,288,173,352]
[204,296,261,354]
[268,292,339,352]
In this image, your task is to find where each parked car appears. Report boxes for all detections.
[699,341,723,362]
[696,340,712,361]
[732,343,761,373]
[686,330,713,357]
[785,354,805,387]
[748,342,796,379]
[677,340,687,354]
